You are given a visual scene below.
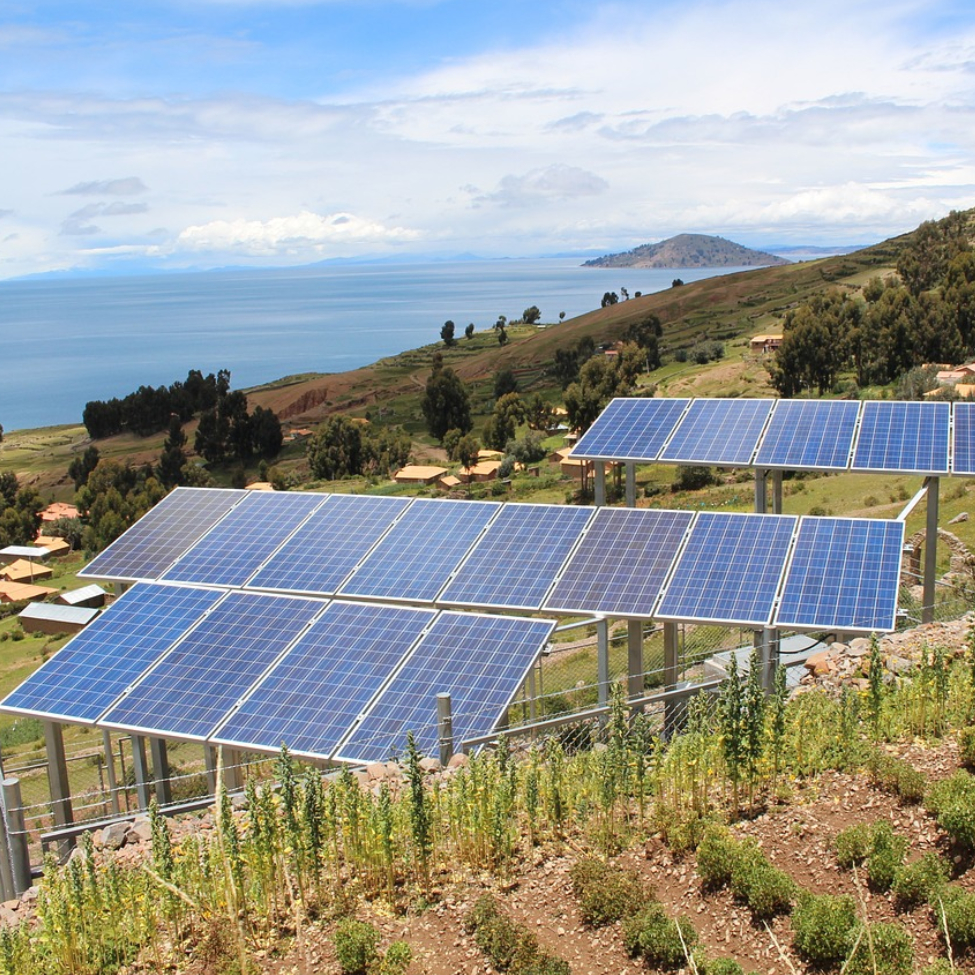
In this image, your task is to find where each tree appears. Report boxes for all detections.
[456,434,480,473]
[522,305,541,325]
[440,320,456,347]
[493,368,519,400]
[156,416,188,488]
[306,416,363,480]
[563,356,633,434]
[68,445,100,489]
[505,431,548,466]
[672,278,684,287]
[619,287,628,301]
[624,314,663,372]
[251,406,283,459]
[523,393,554,432]
[420,361,472,441]
[195,407,228,463]
[483,392,525,451]
[601,291,619,308]
[465,322,475,340]
[559,311,565,325]
[361,427,411,477]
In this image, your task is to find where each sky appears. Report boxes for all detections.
[2,0,975,279]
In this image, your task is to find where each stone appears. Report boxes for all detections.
[128,820,153,844]
[949,511,969,524]
[447,753,469,769]
[366,762,388,780]
[419,757,442,774]
[804,651,831,676]
[101,820,133,851]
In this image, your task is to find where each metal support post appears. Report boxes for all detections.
[761,628,780,693]
[594,464,606,506]
[627,619,643,701]
[596,619,610,707]
[102,730,120,816]
[772,471,783,514]
[527,669,537,723]
[923,477,939,624]
[754,469,767,513]
[663,622,680,737]
[43,722,74,856]
[2,779,31,896]
[130,735,152,811]
[437,692,454,766]
[223,749,243,793]
[0,791,16,900]
[625,462,636,507]
[204,746,218,794]
[150,738,172,807]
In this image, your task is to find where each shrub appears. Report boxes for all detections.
[927,770,975,850]
[892,853,950,910]
[696,824,740,891]
[379,942,412,975]
[791,892,858,966]
[868,750,926,803]
[333,919,380,975]
[920,961,955,975]
[844,923,913,975]
[706,960,746,975]
[622,902,697,970]
[569,858,648,925]
[729,841,796,919]
[959,725,975,768]
[835,822,872,868]
[866,821,907,892]
[465,894,567,975]
[934,885,975,953]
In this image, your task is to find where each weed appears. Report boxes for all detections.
[959,725,975,769]
[866,820,907,892]
[706,960,746,975]
[935,885,975,953]
[867,749,927,803]
[695,824,740,891]
[622,901,698,970]
[569,857,648,926]
[729,840,796,920]
[892,853,950,910]
[926,770,975,850]
[333,918,380,975]
[791,891,858,967]
[835,822,872,868]
[844,922,913,975]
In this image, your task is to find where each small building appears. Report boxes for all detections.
[59,584,108,609]
[477,449,503,462]
[458,460,501,484]
[288,428,314,442]
[0,581,58,603]
[437,474,462,492]
[0,544,51,566]
[34,534,72,558]
[19,602,98,635]
[393,464,448,485]
[38,502,81,524]
[1,558,54,584]
[244,481,274,491]
[750,334,784,354]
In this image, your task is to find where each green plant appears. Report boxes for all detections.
[729,841,796,919]
[866,820,907,892]
[695,824,740,890]
[379,941,412,975]
[892,852,950,910]
[791,892,858,966]
[959,725,975,768]
[927,770,975,850]
[835,822,872,868]
[867,749,926,803]
[705,960,746,975]
[465,894,567,975]
[569,858,648,926]
[622,901,697,970]
[333,919,380,975]
[844,922,913,975]
[935,885,975,953]
[868,635,885,739]
[920,961,955,975]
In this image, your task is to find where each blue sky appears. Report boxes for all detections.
[2,0,975,278]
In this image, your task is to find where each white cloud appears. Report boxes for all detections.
[59,177,148,196]
[61,201,149,235]
[474,165,608,208]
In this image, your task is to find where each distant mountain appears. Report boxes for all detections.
[583,233,790,269]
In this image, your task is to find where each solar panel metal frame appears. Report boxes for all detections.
[0,582,225,725]
[338,497,502,604]
[658,399,775,467]
[570,397,691,462]
[333,611,555,765]
[544,507,695,617]
[655,511,798,626]
[244,494,413,596]
[79,487,247,583]
[774,516,905,633]
[210,600,437,761]
[98,591,329,742]
[754,400,862,471]
[850,401,950,475]
[952,402,975,476]
[161,490,328,588]
[437,503,595,611]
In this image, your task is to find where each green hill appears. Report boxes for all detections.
[583,232,790,268]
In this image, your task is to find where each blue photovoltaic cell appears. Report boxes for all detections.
[571,398,690,461]
[100,592,324,740]
[212,601,435,758]
[336,612,554,764]
[0,584,223,724]
[163,490,326,587]
[660,399,774,466]
[656,512,797,625]
[953,403,975,475]
[545,507,694,616]
[340,498,500,602]
[754,400,861,470]
[247,495,411,594]
[851,401,950,474]
[439,504,594,610]
[775,517,904,632]
[80,488,246,581]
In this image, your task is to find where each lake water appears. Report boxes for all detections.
[0,259,745,432]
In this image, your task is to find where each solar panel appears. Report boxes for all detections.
[754,400,861,470]
[775,517,904,632]
[100,592,325,740]
[952,402,975,475]
[0,583,223,724]
[211,601,436,759]
[162,490,326,587]
[656,511,798,626]
[336,612,554,764]
[545,507,694,616]
[851,401,950,474]
[246,495,411,595]
[339,498,500,602]
[660,399,774,466]
[571,398,690,461]
[439,504,594,610]
[80,488,246,582]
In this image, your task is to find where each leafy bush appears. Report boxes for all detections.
[892,853,950,910]
[867,750,926,803]
[844,922,913,975]
[926,770,975,850]
[0,717,44,749]
[934,885,975,953]
[672,465,718,492]
[622,902,697,970]
[920,961,955,975]
[379,942,412,975]
[866,821,907,892]
[959,725,975,769]
[705,960,746,975]
[791,892,858,966]
[729,841,796,919]
[333,919,380,975]
[465,894,567,975]
[569,858,648,925]
[835,822,872,868]
[696,824,740,890]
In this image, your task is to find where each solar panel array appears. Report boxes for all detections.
[574,397,969,474]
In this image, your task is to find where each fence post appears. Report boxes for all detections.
[437,693,453,765]
[2,778,32,896]
[102,730,120,816]
[150,738,172,807]
[0,792,16,901]
[130,735,151,811]
[43,721,74,858]
[597,619,609,709]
